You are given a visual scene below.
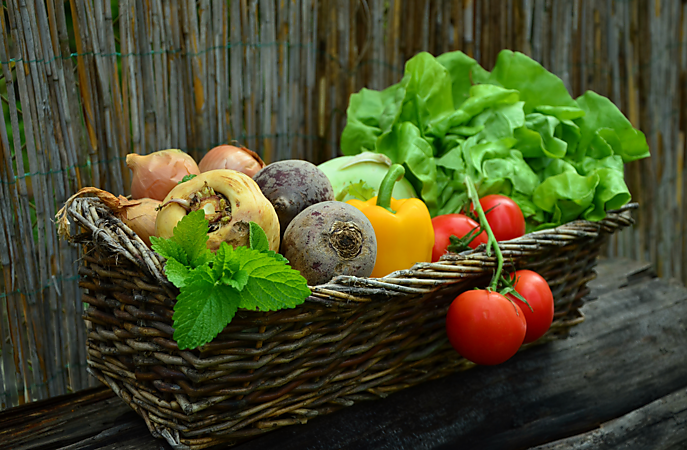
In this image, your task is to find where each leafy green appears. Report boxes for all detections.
[436,50,491,108]
[178,174,197,184]
[248,221,288,263]
[340,49,650,229]
[377,122,439,212]
[249,221,270,253]
[151,213,310,350]
[575,91,650,163]
[150,210,213,268]
[171,264,241,350]
[487,50,578,113]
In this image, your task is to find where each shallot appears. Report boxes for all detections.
[127,149,200,201]
[198,145,265,177]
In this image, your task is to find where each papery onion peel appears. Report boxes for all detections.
[198,144,265,177]
[127,149,200,201]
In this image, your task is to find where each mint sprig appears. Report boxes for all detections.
[151,212,311,350]
[249,221,289,263]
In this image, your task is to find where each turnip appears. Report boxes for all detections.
[156,170,280,252]
[281,201,377,286]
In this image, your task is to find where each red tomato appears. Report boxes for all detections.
[506,270,555,344]
[470,194,525,242]
[431,214,488,262]
[445,290,527,365]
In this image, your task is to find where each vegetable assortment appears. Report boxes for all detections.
[62,49,649,368]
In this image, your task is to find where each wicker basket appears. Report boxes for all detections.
[60,195,636,449]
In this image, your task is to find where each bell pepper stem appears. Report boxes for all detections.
[464,175,504,291]
[377,164,405,213]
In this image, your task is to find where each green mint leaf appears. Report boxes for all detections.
[178,174,197,184]
[164,258,192,288]
[214,242,248,290]
[232,246,311,311]
[266,250,289,264]
[172,266,240,350]
[151,236,189,266]
[213,242,240,279]
[170,210,214,268]
[249,222,270,252]
[221,269,249,291]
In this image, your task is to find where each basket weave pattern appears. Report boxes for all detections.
[64,197,636,449]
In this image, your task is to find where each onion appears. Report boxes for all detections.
[198,145,265,177]
[127,149,200,201]
[119,198,160,247]
[56,187,160,247]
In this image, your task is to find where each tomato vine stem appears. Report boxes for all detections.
[464,175,504,291]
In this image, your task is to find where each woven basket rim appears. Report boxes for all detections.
[59,195,637,304]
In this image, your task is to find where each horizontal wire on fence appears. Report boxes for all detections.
[1,39,680,80]
[0,361,90,403]
[1,133,339,185]
[0,275,81,300]
[0,42,406,76]
[0,42,317,65]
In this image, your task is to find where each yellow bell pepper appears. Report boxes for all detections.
[347,164,434,278]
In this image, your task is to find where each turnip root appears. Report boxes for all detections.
[156,169,280,252]
[281,201,377,286]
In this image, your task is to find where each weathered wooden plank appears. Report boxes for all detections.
[585,256,656,298]
[530,387,687,450]
[0,388,135,450]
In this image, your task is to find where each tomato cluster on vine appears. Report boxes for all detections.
[445,269,555,366]
[434,193,554,366]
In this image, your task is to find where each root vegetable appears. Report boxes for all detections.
[280,201,377,286]
[253,160,335,241]
[198,144,266,177]
[127,149,200,201]
[156,169,280,252]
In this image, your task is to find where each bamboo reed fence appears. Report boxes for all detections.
[0,0,682,410]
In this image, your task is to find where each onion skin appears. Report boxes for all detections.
[127,149,200,201]
[156,169,280,252]
[120,198,160,247]
[198,145,266,177]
